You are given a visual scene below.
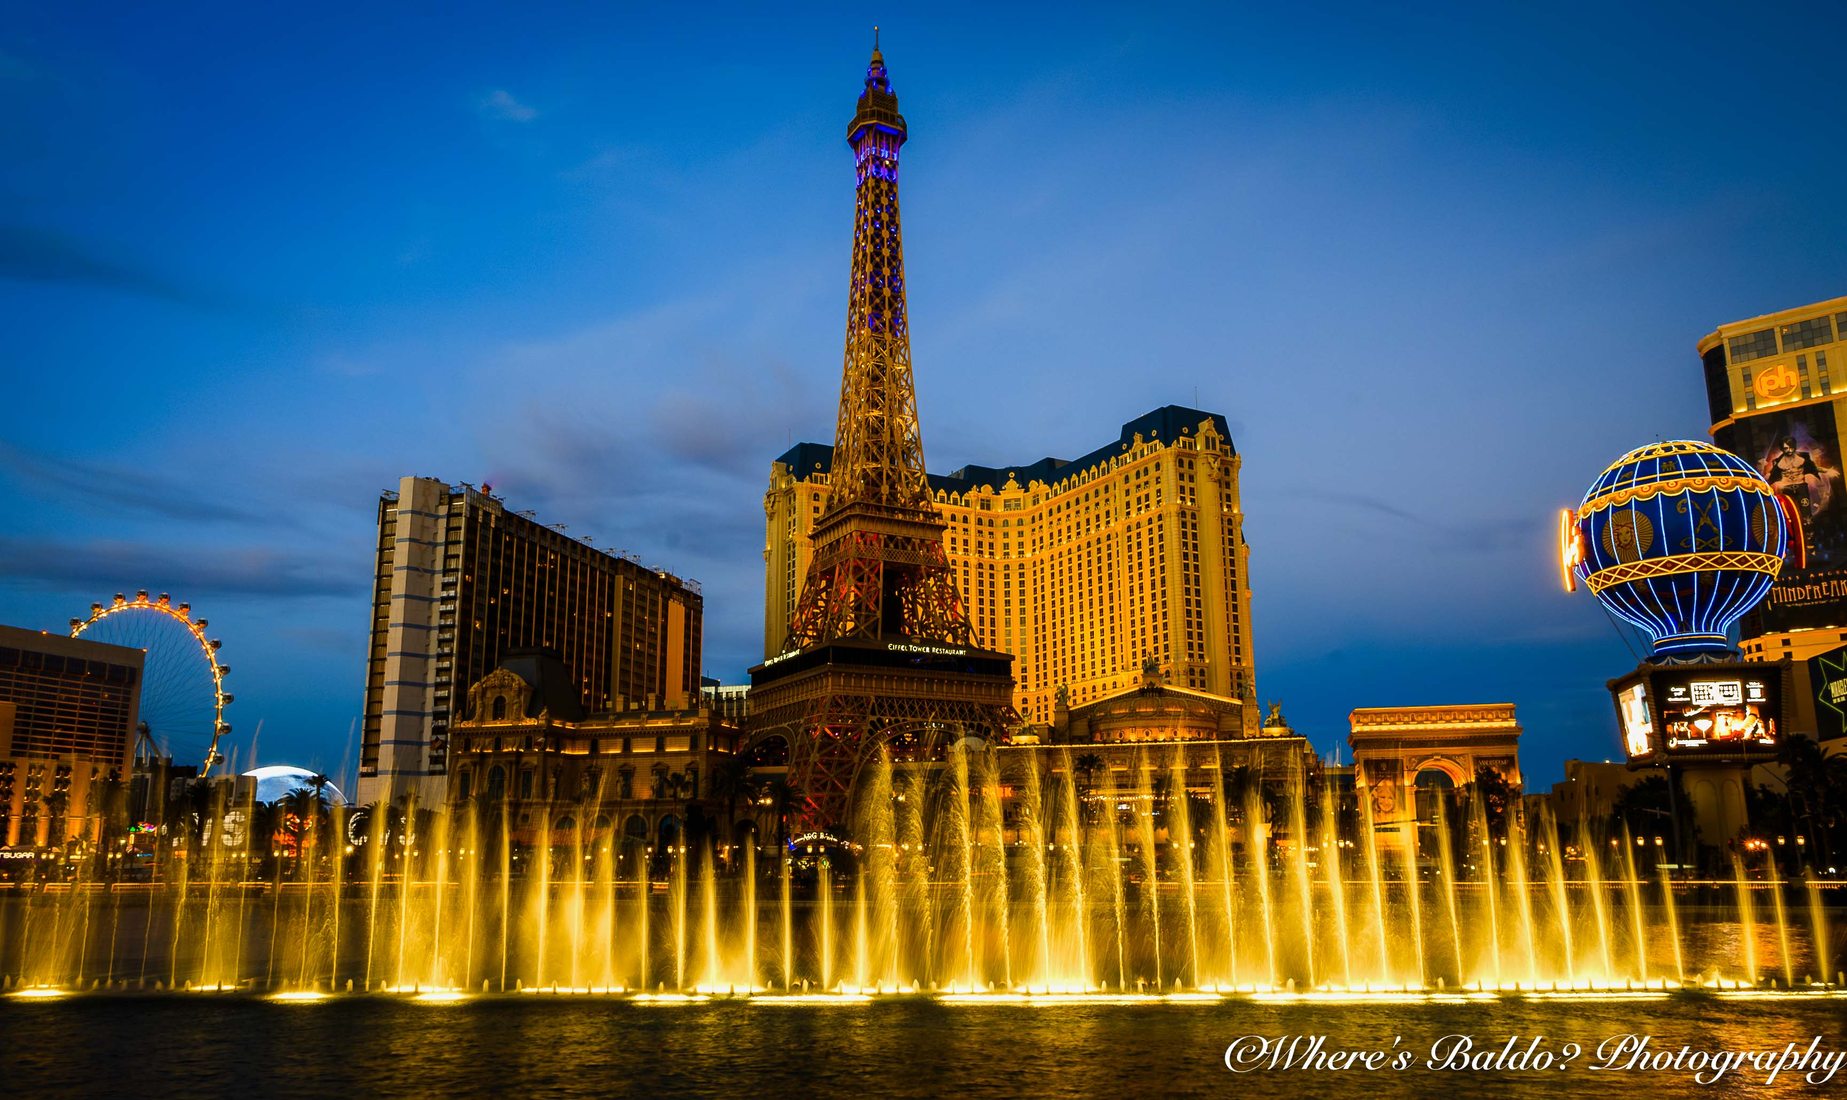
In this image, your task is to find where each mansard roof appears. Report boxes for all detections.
[772,405,1235,493]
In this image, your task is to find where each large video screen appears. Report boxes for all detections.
[1651,669,1779,754]
[1617,680,1654,757]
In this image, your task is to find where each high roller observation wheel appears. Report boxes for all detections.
[70,590,232,776]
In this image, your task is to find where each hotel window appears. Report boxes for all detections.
[1727,328,1779,362]
[1780,315,1835,351]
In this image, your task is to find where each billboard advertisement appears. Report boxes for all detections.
[1617,680,1654,757]
[1726,404,1847,632]
[1609,661,1784,762]
[1807,643,1847,740]
[1650,669,1779,755]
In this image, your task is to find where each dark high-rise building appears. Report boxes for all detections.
[0,624,144,847]
[360,477,702,806]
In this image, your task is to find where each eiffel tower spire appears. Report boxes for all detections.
[785,44,973,650]
[750,43,1014,832]
[827,38,927,512]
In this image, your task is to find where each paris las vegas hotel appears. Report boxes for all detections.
[764,405,1259,734]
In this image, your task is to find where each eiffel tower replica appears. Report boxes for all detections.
[749,40,1015,832]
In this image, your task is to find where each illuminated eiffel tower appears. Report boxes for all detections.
[749,40,1015,832]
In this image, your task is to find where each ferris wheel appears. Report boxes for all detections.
[70,590,232,775]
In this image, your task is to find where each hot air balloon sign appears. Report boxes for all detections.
[1562,440,1796,657]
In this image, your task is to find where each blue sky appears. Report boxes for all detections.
[3,2,1844,786]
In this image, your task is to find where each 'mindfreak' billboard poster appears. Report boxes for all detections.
[1727,403,1847,631]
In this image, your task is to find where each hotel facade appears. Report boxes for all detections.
[0,624,144,849]
[763,405,1258,734]
[360,477,703,807]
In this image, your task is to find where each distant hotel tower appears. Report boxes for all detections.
[766,406,1258,733]
[0,624,144,847]
[1700,294,1847,664]
[360,477,702,806]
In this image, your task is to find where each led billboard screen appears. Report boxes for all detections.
[1617,681,1654,757]
[1609,660,1785,762]
[1650,669,1779,754]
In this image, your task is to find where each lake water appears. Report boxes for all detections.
[4,993,1843,1098]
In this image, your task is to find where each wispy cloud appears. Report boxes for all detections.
[274,624,365,653]
[1272,488,1544,555]
[480,88,538,122]
[0,225,199,304]
[451,290,833,676]
[1289,489,1426,526]
[0,443,274,526]
[0,536,364,598]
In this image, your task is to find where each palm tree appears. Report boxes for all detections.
[1221,765,1257,816]
[1775,735,1843,871]
[1614,774,1696,872]
[278,785,331,872]
[756,777,795,852]
[1470,767,1516,837]
[168,776,220,853]
[246,799,282,877]
[42,790,70,863]
[705,752,753,840]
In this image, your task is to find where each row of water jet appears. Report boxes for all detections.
[3,743,1840,995]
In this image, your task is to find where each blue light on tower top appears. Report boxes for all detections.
[1560,440,1800,658]
[849,32,906,183]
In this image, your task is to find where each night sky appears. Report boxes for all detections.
[4,2,1845,787]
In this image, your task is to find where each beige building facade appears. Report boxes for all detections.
[447,652,746,855]
[0,627,144,849]
[361,477,703,807]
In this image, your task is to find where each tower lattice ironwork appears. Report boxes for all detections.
[750,43,1015,832]
[785,43,970,651]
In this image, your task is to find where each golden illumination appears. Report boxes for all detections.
[766,412,1257,726]
[1557,507,1581,592]
[70,589,231,774]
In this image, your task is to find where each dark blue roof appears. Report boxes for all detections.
[773,406,1234,492]
[496,649,587,722]
[775,441,838,478]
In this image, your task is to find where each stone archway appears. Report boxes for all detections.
[1412,766,1459,827]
